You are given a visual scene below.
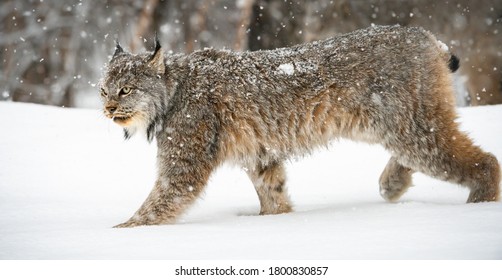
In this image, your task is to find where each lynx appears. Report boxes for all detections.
[100,25,500,228]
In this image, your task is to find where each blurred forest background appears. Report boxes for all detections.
[1,0,501,108]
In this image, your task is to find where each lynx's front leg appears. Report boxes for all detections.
[247,160,292,215]
[113,168,211,228]
[114,115,221,228]
[113,178,196,228]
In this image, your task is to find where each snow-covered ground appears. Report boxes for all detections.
[0,101,501,259]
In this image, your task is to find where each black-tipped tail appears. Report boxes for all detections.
[448,55,460,73]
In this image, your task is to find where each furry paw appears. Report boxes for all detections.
[379,158,413,202]
[113,220,142,228]
[379,178,410,202]
[113,215,175,228]
[467,187,500,203]
[259,203,292,215]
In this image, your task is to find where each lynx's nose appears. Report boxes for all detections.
[106,105,117,114]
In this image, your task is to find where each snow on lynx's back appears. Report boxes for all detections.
[99,25,500,227]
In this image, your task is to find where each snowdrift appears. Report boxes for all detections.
[0,102,501,259]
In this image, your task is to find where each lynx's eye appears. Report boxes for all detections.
[119,86,132,97]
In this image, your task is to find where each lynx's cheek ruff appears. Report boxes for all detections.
[104,110,145,128]
[112,115,133,126]
[103,111,133,126]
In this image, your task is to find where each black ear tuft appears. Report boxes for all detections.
[148,33,165,75]
[150,33,162,61]
[113,41,124,59]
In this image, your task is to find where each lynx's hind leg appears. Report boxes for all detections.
[395,126,500,203]
[246,160,292,215]
[446,132,501,202]
[379,157,415,202]
[465,152,501,202]
[384,58,500,203]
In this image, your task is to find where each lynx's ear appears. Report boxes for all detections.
[148,36,165,75]
[112,41,124,59]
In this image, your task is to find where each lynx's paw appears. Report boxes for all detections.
[379,157,414,202]
[259,203,293,215]
[466,153,500,203]
[113,215,175,228]
[113,220,141,228]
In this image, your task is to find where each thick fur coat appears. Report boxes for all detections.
[100,25,500,227]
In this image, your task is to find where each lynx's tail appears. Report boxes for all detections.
[448,54,460,73]
[435,38,459,73]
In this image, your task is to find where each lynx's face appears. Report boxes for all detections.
[100,41,166,134]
